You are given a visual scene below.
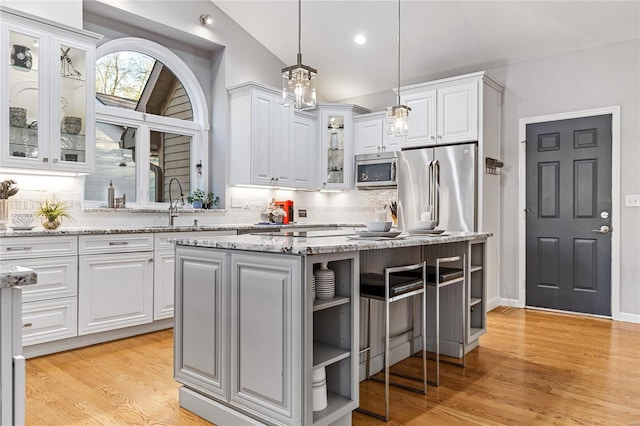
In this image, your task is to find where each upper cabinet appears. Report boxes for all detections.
[228,82,318,190]
[400,74,493,149]
[0,8,101,172]
[318,104,368,190]
[354,111,401,156]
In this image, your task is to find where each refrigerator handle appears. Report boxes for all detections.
[434,160,440,225]
[428,161,434,218]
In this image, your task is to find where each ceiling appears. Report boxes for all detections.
[213,1,639,102]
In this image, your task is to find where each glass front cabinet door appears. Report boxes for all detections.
[318,104,368,190]
[1,9,100,172]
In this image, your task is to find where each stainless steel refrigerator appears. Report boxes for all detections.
[397,143,477,232]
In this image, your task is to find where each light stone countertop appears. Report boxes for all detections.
[173,230,492,255]
[0,265,37,288]
[0,223,362,237]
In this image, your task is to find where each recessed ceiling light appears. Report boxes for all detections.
[354,34,367,45]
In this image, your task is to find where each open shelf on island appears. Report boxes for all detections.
[312,391,352,425]
[470,297,482,307]
[470,265,483,273]
[313,341,350,369]
[313,295,350,312]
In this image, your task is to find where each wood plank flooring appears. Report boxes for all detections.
[25,308,640,425]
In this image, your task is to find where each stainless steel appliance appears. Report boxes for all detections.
[354,152,397,189]
[397,143,477,232]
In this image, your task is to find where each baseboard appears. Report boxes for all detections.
[619,312,640,324]
[179,387,265,426]
[23,319,173,359]
[486,296,501,311]
[499,297,524,308]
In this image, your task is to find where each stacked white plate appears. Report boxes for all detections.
[312,367,328,411]
[314,262,335,300]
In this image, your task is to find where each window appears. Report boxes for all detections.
[84,38,209,207]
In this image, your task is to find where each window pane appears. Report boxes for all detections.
[150,131,191,203]
[84,121,137,203]
[95,51,193,121]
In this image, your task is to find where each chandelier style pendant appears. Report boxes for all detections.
[386,0,410,137]
[281,0,317,110]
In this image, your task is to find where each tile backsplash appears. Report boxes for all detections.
[0,173,397,227]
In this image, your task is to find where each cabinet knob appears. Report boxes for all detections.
[274,177,279,181]
[437,135,442,139]
[23,323,32,328]
[43,157,49,163]
[430,136,435,140]
[52,158,59,163]
[377,146,381,152]
[148,258,154,263]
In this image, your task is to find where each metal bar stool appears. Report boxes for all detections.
[427,255,466,386]
[358,261,427,422]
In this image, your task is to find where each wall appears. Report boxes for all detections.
[491,40,640,321]
[3,0,83,29]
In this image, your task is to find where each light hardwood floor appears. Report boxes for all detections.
[26,308,640,425]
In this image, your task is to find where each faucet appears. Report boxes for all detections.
[168,178,185,226]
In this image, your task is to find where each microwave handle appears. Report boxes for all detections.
[391,160,396,182]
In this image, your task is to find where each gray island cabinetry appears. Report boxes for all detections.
[173,231,490,425]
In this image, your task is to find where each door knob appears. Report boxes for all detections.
[592,225,610,234]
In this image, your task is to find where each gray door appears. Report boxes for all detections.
[526,114,612,315]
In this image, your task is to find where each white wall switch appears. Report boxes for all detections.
[231,198,243,208]
[624,194,640,207]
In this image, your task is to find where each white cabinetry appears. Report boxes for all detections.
[318,104,368,190]
[0,7,100,172]
[354,111,401,155]
[291,111,319,189]
[0,235,78,346]
[401,77,482,148]
[229,82,319,189]
[154,230,236,320]
[78,234,153,335]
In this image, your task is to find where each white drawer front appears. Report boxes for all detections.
[22,297,78,346]
[1,256,78,302]
[154,230,237,250]
[79,234,153,254]
[0,236,77,260]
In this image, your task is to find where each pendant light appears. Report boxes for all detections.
[386,0,410,136]
[281,0,317,110]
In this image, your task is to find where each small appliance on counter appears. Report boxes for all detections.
[274,200,294,224]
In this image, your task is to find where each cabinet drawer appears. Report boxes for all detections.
[79,234,153,254]
[22,297,78,346]
[154,230,237,250]
[0,236,77,260]
[1,256,78,302]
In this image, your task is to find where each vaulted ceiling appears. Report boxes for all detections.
[214,1,639,102]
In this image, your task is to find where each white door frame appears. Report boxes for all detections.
[517,106,621,320]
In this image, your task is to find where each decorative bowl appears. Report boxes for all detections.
[367,221,392,232]
[415,220,437,230]
[11,213,35,227]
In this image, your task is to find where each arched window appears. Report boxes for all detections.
[84,37,209,207]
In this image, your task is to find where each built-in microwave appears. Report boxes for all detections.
[354,152,397,189]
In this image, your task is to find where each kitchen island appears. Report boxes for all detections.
[173,230,490,425]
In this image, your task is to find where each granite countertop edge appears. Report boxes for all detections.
[0,223,363,237]
[0,265,38,288]
[173,232,492,255]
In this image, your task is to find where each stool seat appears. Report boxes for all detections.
[360,272,424,299]
[394,265,463,284]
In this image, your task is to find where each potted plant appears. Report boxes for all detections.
[0,179,19,230]
[35,197,71,230]
[187,189,205,209]
[203,192,220,209]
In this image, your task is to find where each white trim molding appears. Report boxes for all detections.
[517,106,621,320]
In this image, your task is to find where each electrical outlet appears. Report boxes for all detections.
[298,209,307,218]
[231,198,242,208]
[625,194,640,207]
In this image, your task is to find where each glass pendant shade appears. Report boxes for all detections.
[386,104,410,137]
[282,55,317,110]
